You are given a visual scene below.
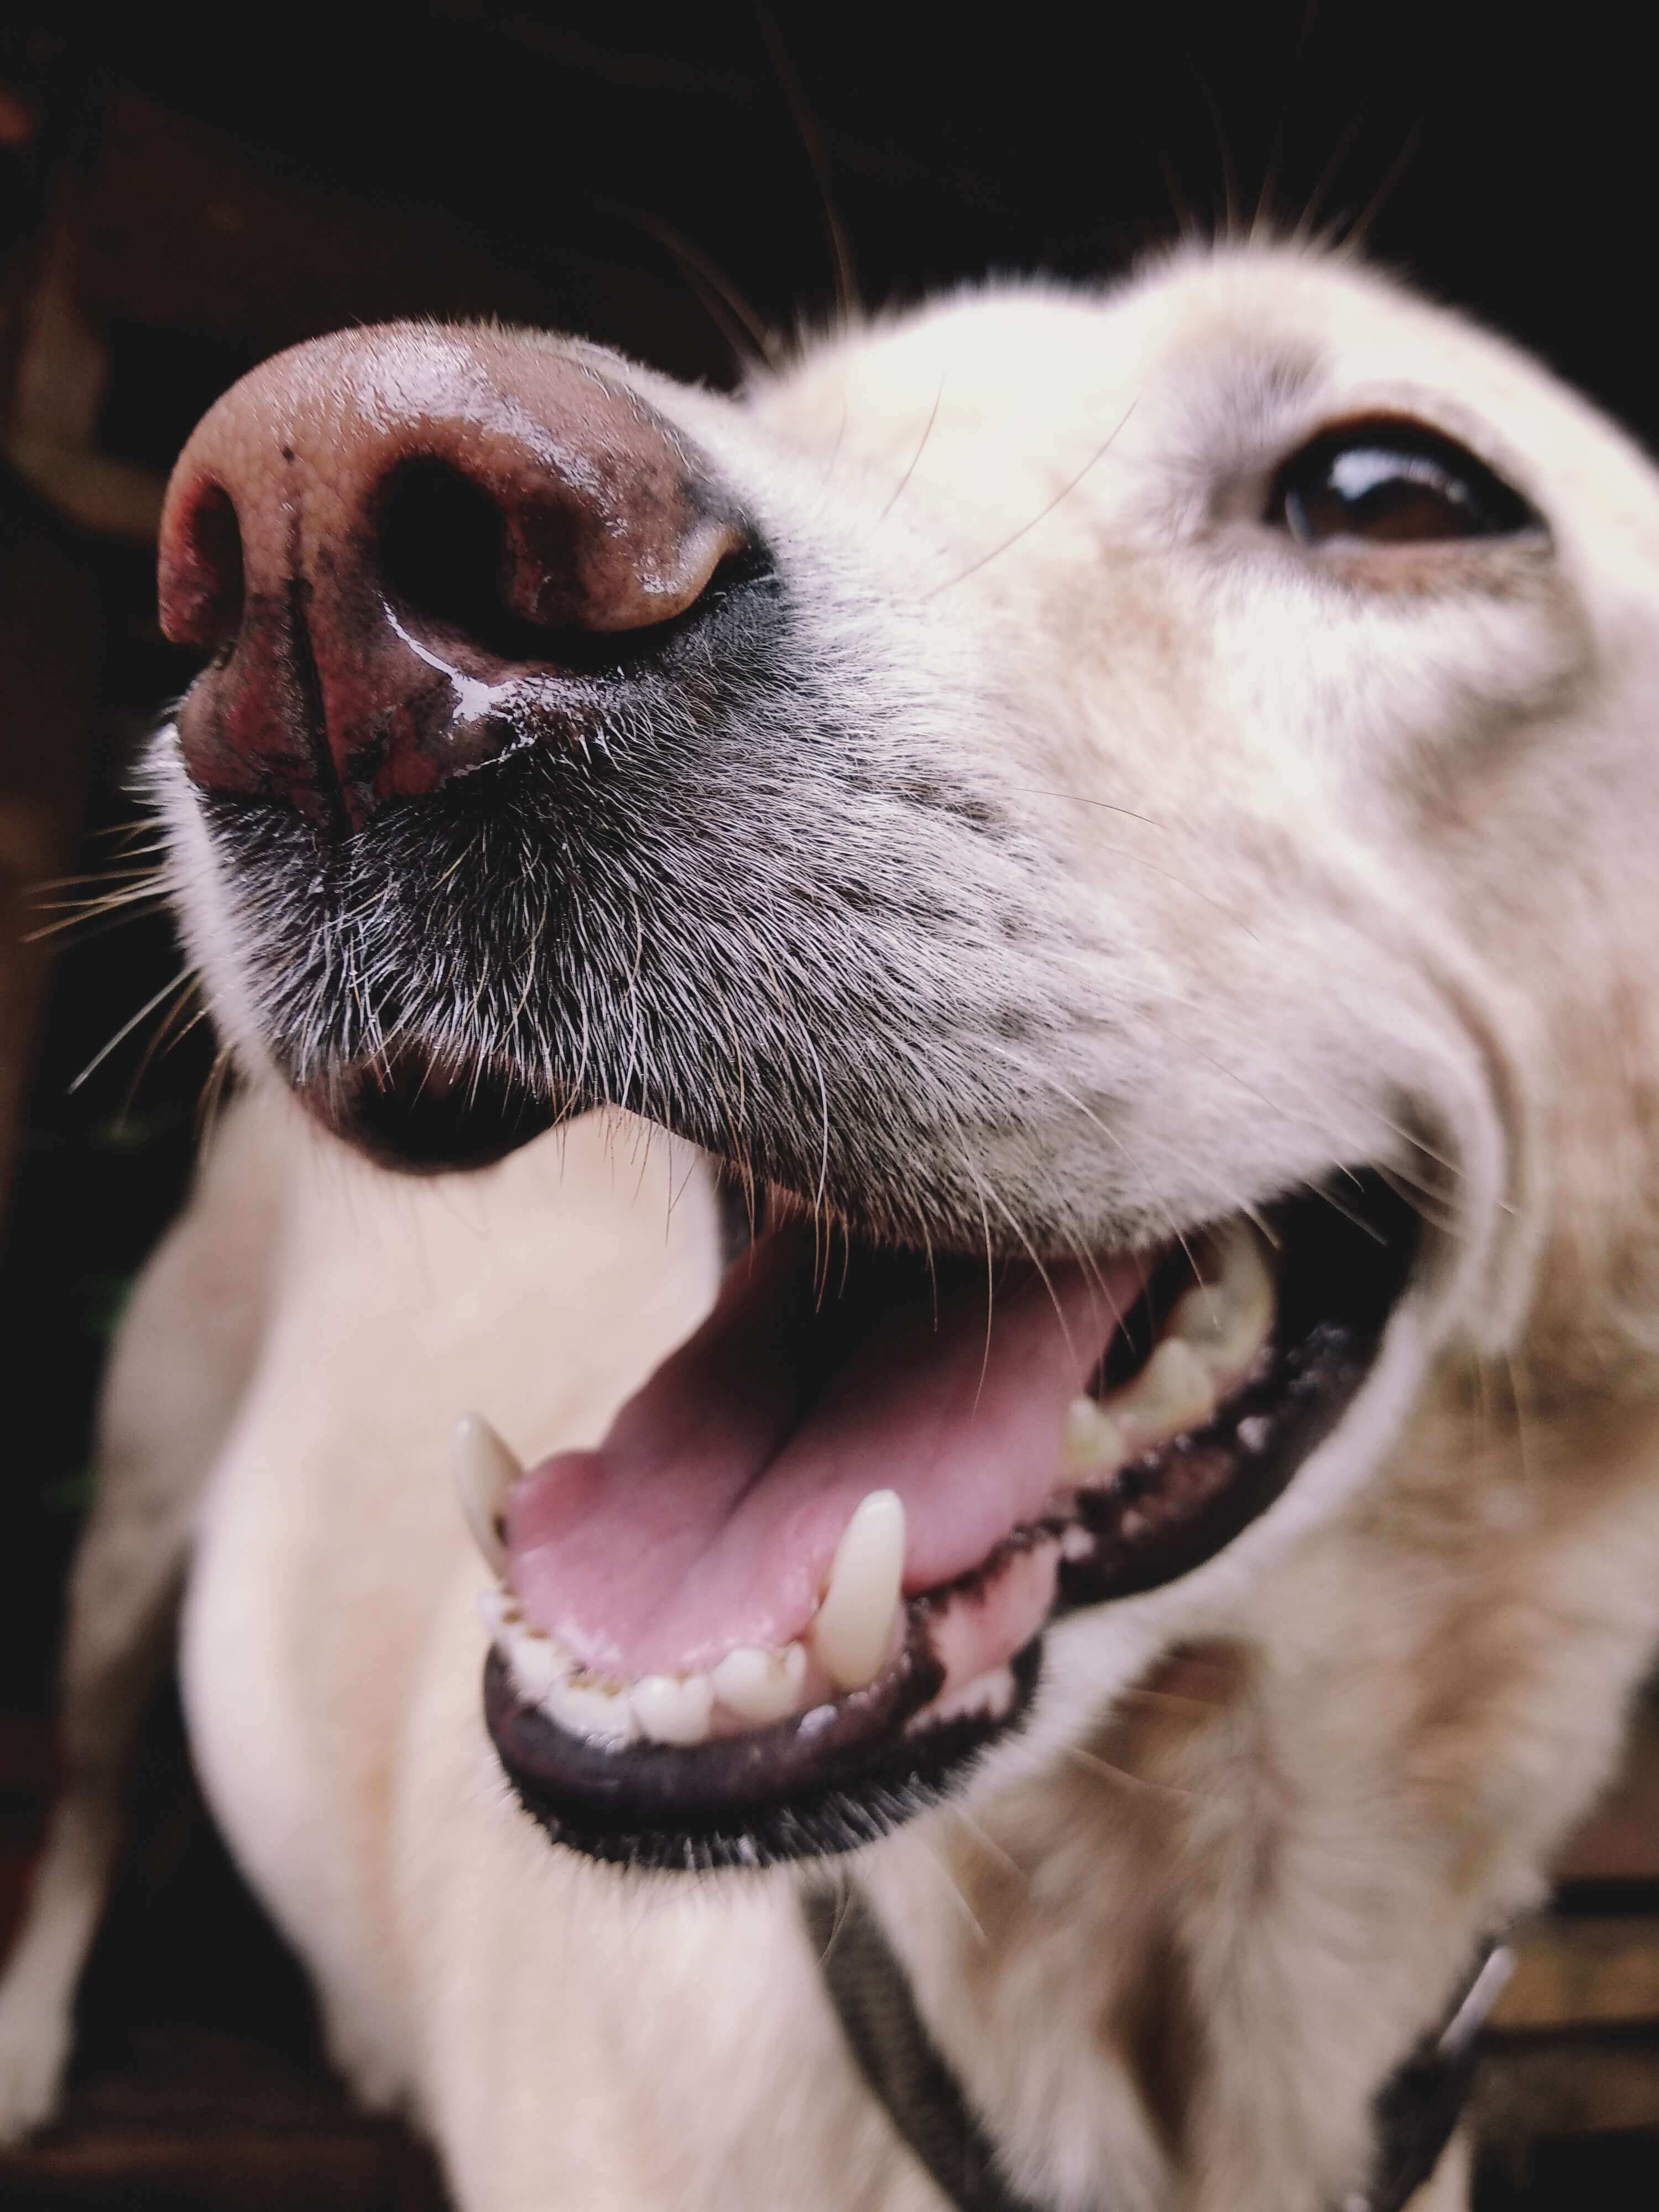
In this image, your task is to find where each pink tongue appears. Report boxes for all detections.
[505,1227,1148,1676]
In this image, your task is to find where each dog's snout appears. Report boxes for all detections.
[158,324,750,833]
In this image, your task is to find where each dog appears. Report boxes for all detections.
[6,238,1659,2211]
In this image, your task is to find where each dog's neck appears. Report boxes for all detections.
[836,1357,1655,2212]
[851,1643,1253,2209]
[806,1874,1506,2212]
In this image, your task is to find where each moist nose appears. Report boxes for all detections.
[158,323,749,834]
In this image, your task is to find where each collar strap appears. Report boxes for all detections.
[804,1883,1512,2212]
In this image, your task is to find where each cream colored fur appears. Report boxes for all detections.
[8,244,1659,2210]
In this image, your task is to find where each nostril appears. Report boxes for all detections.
[379,458,525,661]
[163,481,246,652]
[378,455,761,676]
[379,456,658,674]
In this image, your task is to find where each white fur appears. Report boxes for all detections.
[8,244,1659,2210]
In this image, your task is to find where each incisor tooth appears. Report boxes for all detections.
[632,1672,716,1746]
[811,1490,906,1692]
[1166,1222,1275,1383]
[452,1413,522,1576]
[547,1675,636,1750]
[1062,1396,1129,1477]
[711,1642,808,1725]
[1109,1337,1215,1448]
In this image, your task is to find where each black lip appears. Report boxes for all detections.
[482,1173,1420,1872]
[484,1629,1044,1872]
[296,1042,564,1172]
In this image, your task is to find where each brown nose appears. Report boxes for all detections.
[158,324,748,834]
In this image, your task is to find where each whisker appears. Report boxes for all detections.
[1335,121,1425,253]
[924,404,1137,599]
[754,6,860,324]
[595,199,780,370]
[67,970,192,1094]
[874,376,945,528]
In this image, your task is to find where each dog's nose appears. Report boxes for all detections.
[158,324,749,833]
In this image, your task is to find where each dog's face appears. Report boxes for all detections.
[152,246,1659,1867]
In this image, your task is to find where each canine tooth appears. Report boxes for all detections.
[711,1642,808,1725]
[452,1413,521,1576]
[1109,1338,1215,1447]
[508,1632,568,1703]
[476,1584,513,1639]
[811,1490,906,1692]
[632,1672,716,1746]
[1062,1396,1129,1477]
[1167,1223,1275,1383]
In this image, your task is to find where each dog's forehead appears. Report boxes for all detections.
[747,247,1659,559]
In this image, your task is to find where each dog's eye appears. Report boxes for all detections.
[1268,420,1540,547]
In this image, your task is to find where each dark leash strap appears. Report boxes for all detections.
[804,1884,1512,2212]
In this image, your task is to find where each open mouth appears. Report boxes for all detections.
[468,1170,1417,1870]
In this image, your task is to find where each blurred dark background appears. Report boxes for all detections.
[1,3,1656,2203]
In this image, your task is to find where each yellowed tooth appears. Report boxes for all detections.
[452,1412,522,1577]
[547,1674,636,1750]
[810,1490,906,1692]
[1108,1337,1215,1448]
[1061,1396,1129,1477]
[711,1642,808,1725]
[1166,1221,1275,1384]
[632,1671,716,1746]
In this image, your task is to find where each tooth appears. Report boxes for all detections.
[632,1671,716,1746]
[452,1413,521,1577]
[1108,1338,1215,1447]
[1166,1222,1275,1383]
[547,1674,637,1750]
[811,1490,906,1692]
[507,1630,568,1703]
[475,1584,513,1639]
[1061,1396,1128,1477]
[712,1641,808,1725]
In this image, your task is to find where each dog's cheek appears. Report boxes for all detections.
[147,731,278,1081]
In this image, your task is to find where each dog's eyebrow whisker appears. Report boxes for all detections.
[873,375,946,530]
[1007,786,1162,829]
[1336,119,1426,255]
[1290,116,1364,249]
[922,403,1138,599]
